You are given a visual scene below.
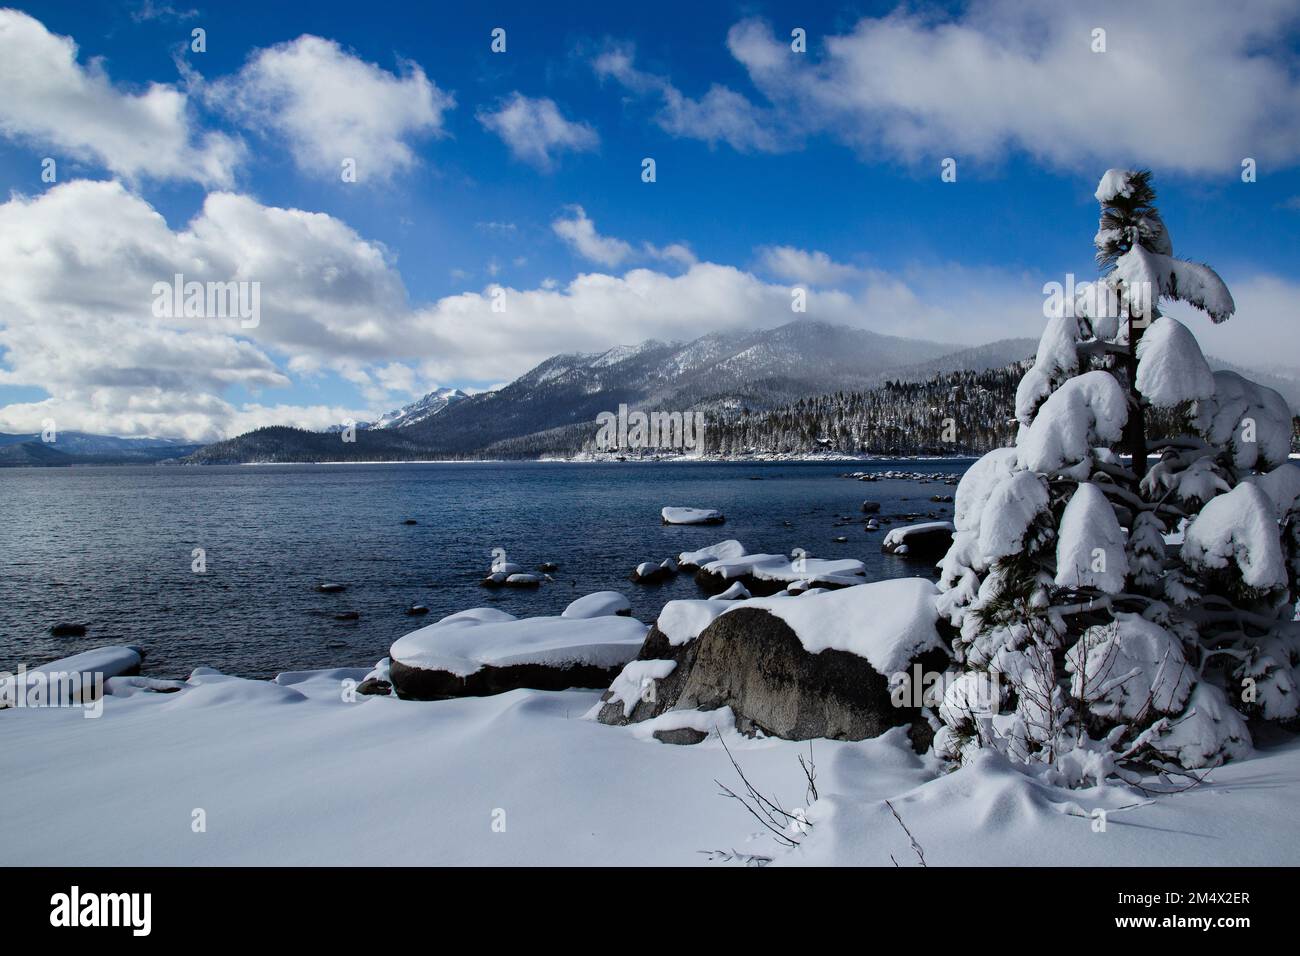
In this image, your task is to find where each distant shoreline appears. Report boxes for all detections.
[230,454,982,466]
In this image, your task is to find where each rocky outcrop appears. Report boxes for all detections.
[881,521,955,560]
[391,658,624,700]
[597,599,944,744]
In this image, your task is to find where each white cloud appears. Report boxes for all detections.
[210,34,453,182]
[3,179,1292,442]
[1167,275,1300,375]
[757,246,862,286]
[597,3,1300,174]
[551,206,633,266]
[0,180,413,440]
[594,47,784,152]
[0,9,241,187]
[477,93,599,171]
[725,1,1300,173]
[552,206,695,270]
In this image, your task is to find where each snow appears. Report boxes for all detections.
[1199,371,1293,470]
[4,665,1300,865]
[731,579,943,676]
[882,521,956,550]
[1154,683,1252,769]
[1016,315,1079,425]
[655,599,730,646]
[976,471,1048,561]
[562,591,632,619]
[953,447,1021,533]
[661,507,724,525]
[1054,482,1129,592]
[1095,168,1136,203]
[1135,316,1214,408]
[710,581,752,601]
[13,645,142,682]
[629,706,736,741]
[2,645,143,707]
[1016,370,1127,475]
[1181,482,1288,592]
[1065,614,1193,721]
[678,539,746,566]
[389,608,648,677]
[1112,244,1235,324]
[700,552,866,588]
[606,659,677,717]
[1246,463,1300,520]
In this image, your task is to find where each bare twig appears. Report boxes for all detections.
[885,799,927,867]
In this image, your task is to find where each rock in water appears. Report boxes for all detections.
[881,521,955,559]
[562,591,632,618]
[861,501,881,514]
[48,623,87,637]
[630,559,677,584]
[661,506,725,525]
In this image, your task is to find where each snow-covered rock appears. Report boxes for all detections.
[597,579,945,743]
[661,506,725,525]
[389,609,647,699]
[693,552,866,595]
[631,559,678,584]
[882,521,955,559]
[709,581,751,601]
[562,591,632,618]
[1,645,144,708]
[677,539,746,569]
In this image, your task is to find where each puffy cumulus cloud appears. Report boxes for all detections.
[0,9,241,187]
[757,246,862,287]
[477,93,599,171]
[725,1,1300,173]
[593,47,785,152]
[0,179,413,440]
[209,34,454,181]
[551,206,694,270]
[4,181,1292,442]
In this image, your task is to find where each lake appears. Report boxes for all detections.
[0,460,970,678]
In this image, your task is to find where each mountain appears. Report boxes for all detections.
[330,387,470,433]
[0,432,204,467]
[189,321,1030,463]
[184,316,1300,464]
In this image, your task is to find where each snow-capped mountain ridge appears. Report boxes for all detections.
[362,387,470,430]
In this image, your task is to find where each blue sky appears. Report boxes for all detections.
[0,0,1298,439]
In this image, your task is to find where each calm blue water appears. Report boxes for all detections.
[0,460,970,678]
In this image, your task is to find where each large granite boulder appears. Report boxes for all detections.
[597,580,947,744]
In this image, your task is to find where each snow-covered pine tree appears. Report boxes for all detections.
[933,169,1300,785]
